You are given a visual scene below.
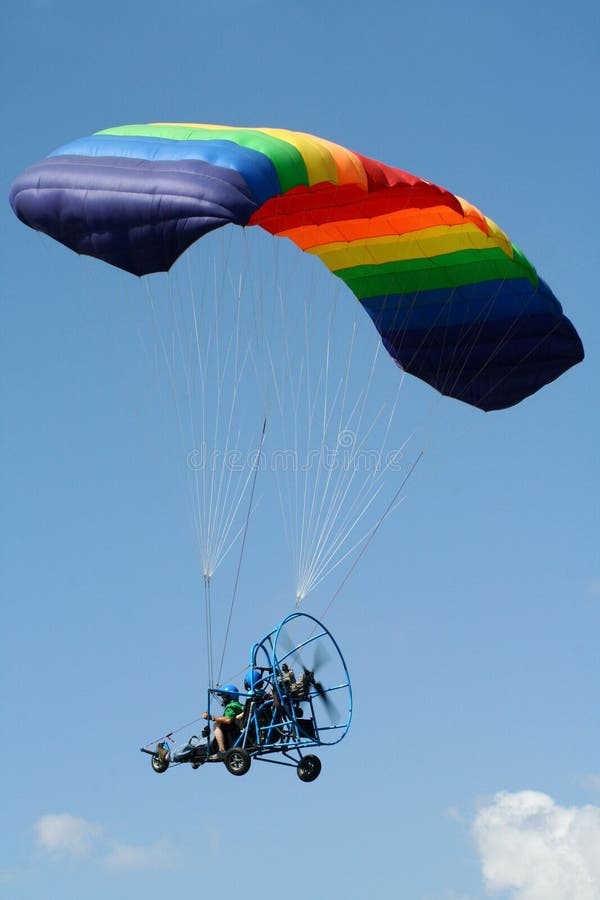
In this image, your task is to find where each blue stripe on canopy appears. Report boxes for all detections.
[362,285,583,411]
[48,135,281,207]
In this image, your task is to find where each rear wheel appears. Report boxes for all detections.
[297,754,321,782]
[224,747,251,776]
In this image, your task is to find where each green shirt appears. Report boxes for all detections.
[223,700,243,720]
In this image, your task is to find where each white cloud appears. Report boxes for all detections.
[590,579,600,596]
[473,790,600,900]
[105,838,176,870]
[33,812,175,871]
[34,813,100,857]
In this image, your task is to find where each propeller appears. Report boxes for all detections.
[278,631,339,718]
[302,642,330,702]
[303,667,335,713]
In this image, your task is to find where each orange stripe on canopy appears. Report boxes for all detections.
[304,135,368,190]
[277,204,490,250]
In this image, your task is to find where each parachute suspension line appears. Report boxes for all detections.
[296,268,320,602]
[205,255,225,574]
[168,270,212,567]
[266,274,305,597]
[206,262,253,573]
[298,427,417,599]
[174,254,215,576]
[144,278,199,519]
[266,313,298,588]
[204,574,215,687]
[300,289,358,596]
[319,449,425,622]
[292,288,410,602]
[270,276,322,602]
[213,239,268,573]
[262,261,418,605]
[298,335,384,597]
[267,271,295,590]
[144,274,225,605]
[181,234,260,579]
[296,299,357,601]
[146,258,211,576]
[216,416,267,686]
[361,284,472,447]
[185,256,209,571]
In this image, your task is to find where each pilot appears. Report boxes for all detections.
[202,684,244,760]
[155,684,243,766]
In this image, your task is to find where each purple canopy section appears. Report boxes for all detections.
[10,154,260,275]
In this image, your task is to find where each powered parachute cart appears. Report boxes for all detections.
[141,612,352,781]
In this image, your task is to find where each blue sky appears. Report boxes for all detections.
[2,2,599,898]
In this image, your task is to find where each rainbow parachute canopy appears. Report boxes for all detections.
[9,123,583,411]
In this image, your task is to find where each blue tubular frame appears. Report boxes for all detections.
[228,612,352,765]
[273,613,352,746]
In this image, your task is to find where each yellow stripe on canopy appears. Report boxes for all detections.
[293,132,368,189]
[307,223,515,271]
[484,216,513,259]
[260,128,340,186]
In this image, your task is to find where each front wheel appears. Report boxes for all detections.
[297,754,321,782]
[151,755,169,774]
[224,747,251,776]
